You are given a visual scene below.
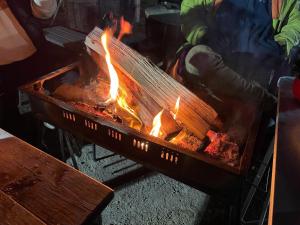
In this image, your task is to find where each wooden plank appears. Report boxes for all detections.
[0,190,46,225]
[96,56,166,128]
[269,77,300,225]
[0,137,113,225]
[85,27,222,140]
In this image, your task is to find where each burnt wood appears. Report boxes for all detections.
[85,27,222,140]
[0,130,113,225]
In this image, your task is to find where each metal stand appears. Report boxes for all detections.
[92,144,152,189]
[58,129,66,161]
[258,193,270,225]
[58,129,79,170]
[241,138,274,225]
[92,144,116,161]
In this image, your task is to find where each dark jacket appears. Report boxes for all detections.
[6,0,47,49]
[181,0,300,56]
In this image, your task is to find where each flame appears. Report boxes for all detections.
[150,109,164,137]
[117,89,142,126]
[101,31,119,101]
[100,30,142,128]
[117,16,133,40]
[173,96,180,120]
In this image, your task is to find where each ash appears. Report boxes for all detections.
[67,144,209,225]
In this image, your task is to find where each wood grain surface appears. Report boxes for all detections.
[0,190,46,225]
[0,136,113,225]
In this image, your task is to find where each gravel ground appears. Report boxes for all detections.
[67,145,209,225]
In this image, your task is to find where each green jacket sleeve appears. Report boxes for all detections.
[274,0,300,56]
[180,0,214,45]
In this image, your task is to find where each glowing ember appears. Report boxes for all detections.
[150,109,164,137]
[117,16,133,41]
[101,31,119,101]
[173,96,180,120]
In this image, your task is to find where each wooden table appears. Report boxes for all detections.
[0,128,113,225]
[268,77,300,225]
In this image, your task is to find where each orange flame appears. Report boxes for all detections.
[150,109,163,137]
[101,31,119,101]
[173,96,180,120]
[117,90,142,126]
[101,30,142,127]
[117,16,133,40]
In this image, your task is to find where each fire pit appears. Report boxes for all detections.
[19,27,261,197]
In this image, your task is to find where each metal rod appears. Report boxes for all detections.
[258,193,270,225]
[70,133,81,156]
[50,0,64,26]
[134,0,140,23]
[58,129,66,162]
[64,131,79,170]
[241,138,274,223]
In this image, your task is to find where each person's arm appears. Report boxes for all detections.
[180,0,216,45]
[31,0,57,19]
[274,0,300,56]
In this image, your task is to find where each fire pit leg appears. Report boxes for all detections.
[240,138,274,225]
[58,129,66,161]
[64,132,79,170]
[227,200,241,225]
[58,129,79,170]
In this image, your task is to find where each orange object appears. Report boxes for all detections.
[117,16,133,41]
[150,109,163,137]
[101,31,119,102]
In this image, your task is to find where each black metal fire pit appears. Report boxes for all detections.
[19,61,261,199]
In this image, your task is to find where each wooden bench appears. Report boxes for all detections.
[0,128,113,225]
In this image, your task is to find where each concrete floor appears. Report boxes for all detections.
[67,145,209,225]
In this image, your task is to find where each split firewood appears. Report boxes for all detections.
[85,27,223,140]
[97,60,164,129]
[160,110,182,138]
[170,128,203,152]
[113,100,143,131]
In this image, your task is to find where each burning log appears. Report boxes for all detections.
[85,27,222,140]
[160,110,182,138]
[52,78,110,106]
[149,110,182,139]
[170,128,203,152]
[116,76,161,129]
